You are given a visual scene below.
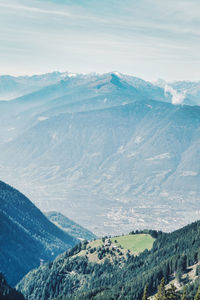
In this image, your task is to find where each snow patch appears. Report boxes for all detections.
[118,145,125,153]
[68,73,77,78]
[91,153,100,157]
[7,127,15,131]
[160,191,169,197]
[104,98,107,103]
[113,71,121,77]
[61,72,77,78]
[127,152,137,158]
[146,153,170,161]
[51,133,57,140]
[134,136,143,144]
[180,171,198,177]
[155,170,171,177]
[38,116,48,121]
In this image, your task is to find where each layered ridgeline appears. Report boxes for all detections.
[0,72,69,100]
[0,181,78,285]
[1,72,200,105]
[0,72,200,235]
[45,212,96,241]
[0,273,24,300]
[17,220,200,300]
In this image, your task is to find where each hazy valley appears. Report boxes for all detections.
[0,72,199,235]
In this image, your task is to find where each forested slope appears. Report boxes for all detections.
[0,273,24,300]
[17,221,200,299]
[45,211,96,241]
[0,181,77,285]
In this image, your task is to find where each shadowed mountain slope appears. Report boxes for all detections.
[0,181,78,285]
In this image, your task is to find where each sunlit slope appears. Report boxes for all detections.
[76,234,155,263]
[45,211,96,241]
[110,234,155,252]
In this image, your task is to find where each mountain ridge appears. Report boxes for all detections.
[0,180,78,285]
[45,211,97,241]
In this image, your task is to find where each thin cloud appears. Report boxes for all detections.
[0,2,72,17]
[0,0,200,80]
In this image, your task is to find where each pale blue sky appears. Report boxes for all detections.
[0,0,200,80]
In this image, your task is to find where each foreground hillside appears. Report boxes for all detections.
[0,72,199,235]
[18,222,200,300]
[17,232,155,300]
[17,220,200,299]
[45,211,96,241]
[0,273,24,300]
[0,181,77,285]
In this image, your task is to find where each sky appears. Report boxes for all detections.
[0,0,200,80]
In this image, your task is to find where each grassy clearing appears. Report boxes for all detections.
[110,234,155,253]
[74,234,155,264]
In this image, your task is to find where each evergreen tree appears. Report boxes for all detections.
[142,284,148,300]
[166,284,179,300]
[196,265,200,276]
[195,286,200,300]
[181,286,187,300]
[175,270,182,284]
[178,255,187,273]
[156,278,166,300]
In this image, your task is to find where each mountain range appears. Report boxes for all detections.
[0,72,199,235]
[0,72,70,101]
